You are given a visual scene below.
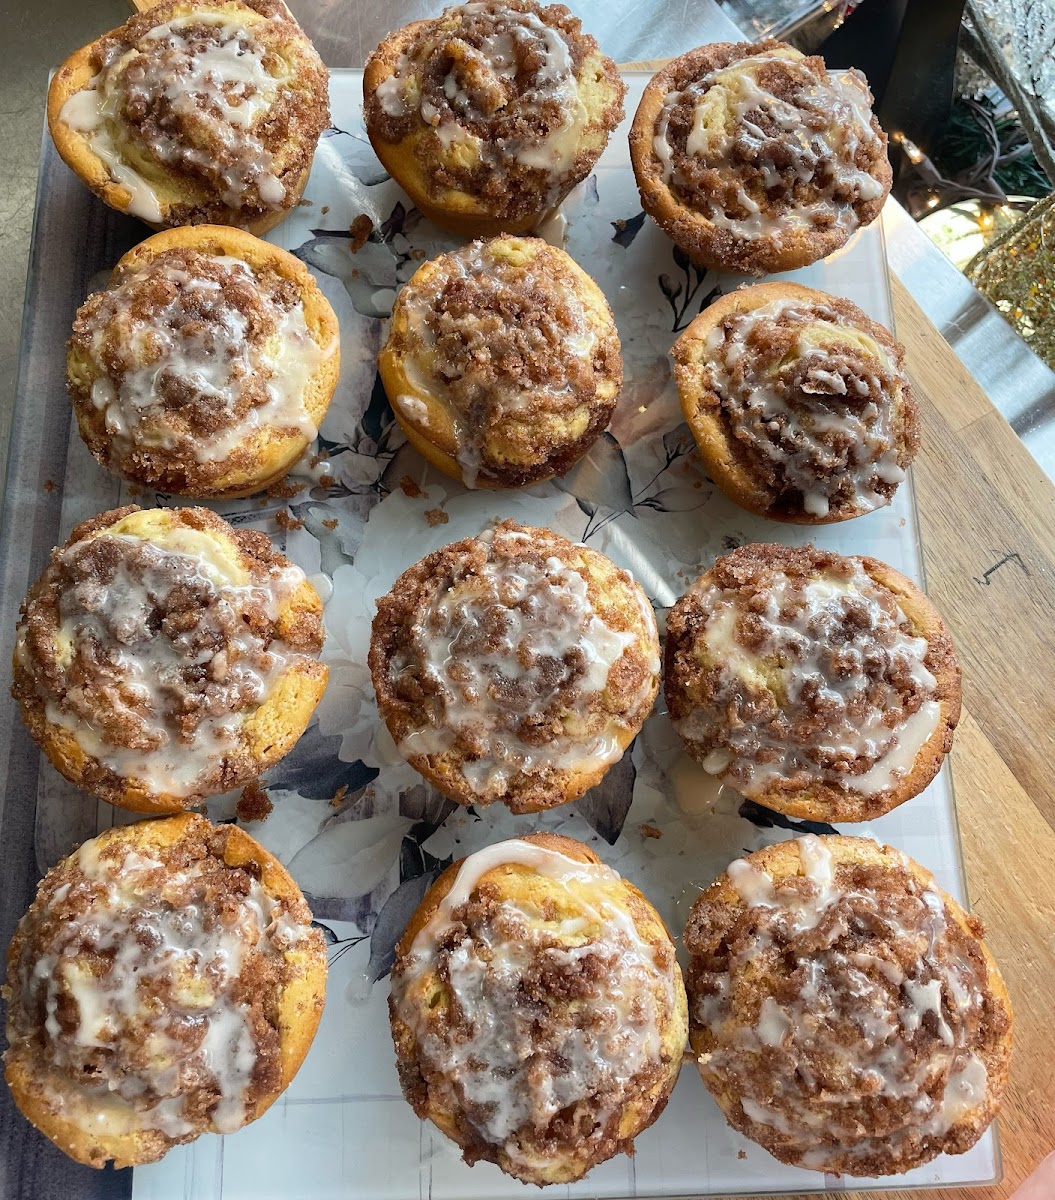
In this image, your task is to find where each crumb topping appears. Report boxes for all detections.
[685,836,1010,1175]
[369,521,658,808]
[665,544,948,803]
[391,839,679,1179]
[4,822,320,1148]
[651,41,888,246]
[676,294,916,519]
[388,238,621,487]
[59,0,328,224]
[14,507,323,803]
[366,1,624,219]
[69,247,326,491]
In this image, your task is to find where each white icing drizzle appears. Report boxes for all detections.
[13,839,308,1139]
[60,84,164,223]
[80,253,326,466]
[38,526,308,798]
[392,839,678,1153]
[697,836,996,1170]
[393,526,655,797]
[675,560,941,800]
[701,297,908,516]
[653,50,884,244]
[58,13,290,218]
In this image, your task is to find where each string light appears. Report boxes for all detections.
[891,131,925,164]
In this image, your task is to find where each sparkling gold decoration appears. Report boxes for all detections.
[965,194,1055,367]
[918,198,1029,270]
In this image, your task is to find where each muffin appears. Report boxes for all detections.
[67,226,340,499]
[684,834,1013,1176]
[664,543,960,823]
[12,505,327,814]
[47,0,329,233]
[629,40,892,275]
[378,236,622,489]
[4,813,328,1168]
[363,2,625,236]
[390,832,688,1184]
[672,282,917,523]
[369,521,660,813]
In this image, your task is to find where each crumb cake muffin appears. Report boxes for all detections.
[390,833,688,1184]
[672,282,917,523]
[369,521,660,813]
[363,1,625,236]
[47,0,329,233]
[4,813,327,1168]
[664,543,960,822]
[12,505,327,814]
[630,41,892,275]
[68,226,340,499]
[378,236,622,489]
[685,835,1013,1175]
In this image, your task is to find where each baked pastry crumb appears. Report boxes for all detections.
[4,813,327,1167]
[369,521,659,813]
[630,40,892,274]
[67,226,339,500]
[379,235,622,489]
[363,2,625,236]
[390,833,688,1184]
[673,282,917,522]
[47,0,330,233]
[685,835,1012,1175]
[664,542,960,822]
[12,505,327,814]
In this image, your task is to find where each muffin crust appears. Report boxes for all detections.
[390,833,688,1184]
[369,521,660,813]
[685,835,1012,1175]
[379,236,622,488]
[664,543,960,822]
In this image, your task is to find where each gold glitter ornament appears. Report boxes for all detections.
[965,194,1055,367]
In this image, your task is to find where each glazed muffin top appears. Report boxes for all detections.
[633,41,891,273]
[68,228,338,497]
[381,236,622,488]
[364,1,625,223]
[685,835,1012,1176]
[4,814,326,1167]
[50,0,329,227]
[673,283,917,522]
[390,833,686,1184]
[369,521,659,812]
[13,506,324,808]
[664,543,960,821]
